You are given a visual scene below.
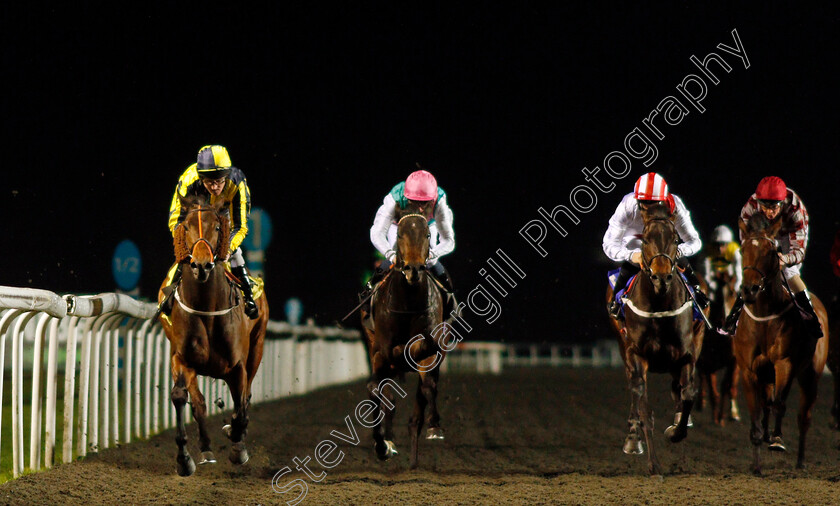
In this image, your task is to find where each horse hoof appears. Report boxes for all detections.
[768,437,787,452]
[229,443,249,465]
[623,438,644,455]
[176,454,196,477]
[665,424,687,443]
[198,451,217,465]
[222,424,232,438]
[375,440,399,461]
[426,427,445,440]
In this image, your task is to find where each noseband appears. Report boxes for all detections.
[188,206,220,263]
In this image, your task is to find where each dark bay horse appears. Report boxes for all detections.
[361,208,446,469]
[733,215,827,474]
[696,266,741,425]
[616,204,702,476]
[158,195,269,476]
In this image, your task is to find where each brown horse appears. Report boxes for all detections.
[158,194,269,476]
[696,266,741,425]
[614,203,703,476]
[361,207,446,469]
[830,300,840,430]
[733,214,827,474]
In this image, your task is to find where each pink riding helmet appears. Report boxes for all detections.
[405,170,438,201]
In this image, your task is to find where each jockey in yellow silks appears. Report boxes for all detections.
[159,145,259,319]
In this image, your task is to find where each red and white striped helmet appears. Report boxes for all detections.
[633,172,669,201]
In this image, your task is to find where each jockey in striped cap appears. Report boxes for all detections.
[603,172,708,319]
[722,176,821,338]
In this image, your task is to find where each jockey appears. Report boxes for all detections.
[603,172,708,319]
[702,224,742,296]
[159,145,259,319]
[361,168,455,312]
[722,176,821,338]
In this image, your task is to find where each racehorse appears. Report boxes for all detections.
[830,302,840,430]
[696,266,740,425]
[613,203,703,476]
[158,194,269,476]
[361,206,446,469]
[733,214,827,474]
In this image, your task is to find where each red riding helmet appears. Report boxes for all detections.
[634,172,669,201]
[755,176,787,202]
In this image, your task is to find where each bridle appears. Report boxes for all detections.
[640,218,679,277]
[741,235,779,294]
[188,206,220,263]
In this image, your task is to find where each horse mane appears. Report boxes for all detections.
[746,213,771,235]
[644,202,673,222]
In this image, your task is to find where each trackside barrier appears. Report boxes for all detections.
[502,340,623,368]
[0,286,367,481]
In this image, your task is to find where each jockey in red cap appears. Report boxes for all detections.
[603,172,709,319]
[722,176,822,338]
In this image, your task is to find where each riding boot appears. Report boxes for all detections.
[231,265,259,319]
[609,262,637,319]
[722,294,744,334]
[793,291,823,339]
[157,263,183,318]
[679,260,710,309]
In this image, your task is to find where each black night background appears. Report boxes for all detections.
[3,4,838,344]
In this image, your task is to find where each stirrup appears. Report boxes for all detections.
[608,300,622,320]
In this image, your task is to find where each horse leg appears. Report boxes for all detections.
[795,366,820,469]
[408,374,427,469]
[709,371,724,425]
[832,367,840,431]
[623,362,643,455]
[367,372,398,461]
[186,373,215,464]
[723,360,740,423]
[768,362,794,452]
[665,362,697,443]
[224,364,251,465]
[171,354,196,476]
[741,369,764,475]
[630,358,660,475]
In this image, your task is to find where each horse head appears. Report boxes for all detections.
[738,214,782,303]
[395,208,431,286]
[641,203,679,296]
[174,194,231,283]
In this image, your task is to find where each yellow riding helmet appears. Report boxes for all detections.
[196,145,232,179]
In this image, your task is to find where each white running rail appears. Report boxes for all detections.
[0,285,368,480]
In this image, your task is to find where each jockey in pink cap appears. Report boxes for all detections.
[603,172,709,319]
[722,176,821,338]
[360,167,456,312]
